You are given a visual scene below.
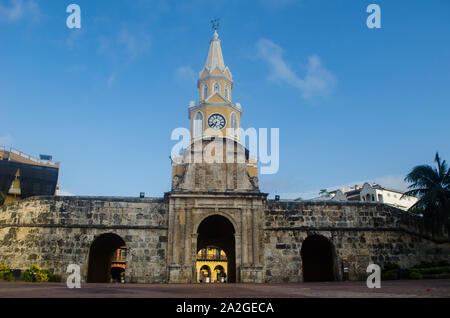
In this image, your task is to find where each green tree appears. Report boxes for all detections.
[404,152,450,238]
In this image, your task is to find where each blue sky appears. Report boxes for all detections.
[1,0,449,199]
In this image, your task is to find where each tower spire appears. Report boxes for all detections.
[205,27,225,72]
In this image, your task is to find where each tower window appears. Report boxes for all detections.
[214,82,220,94]
[193,111,204,138]
[203,84,208,100]
[224,85,229,100]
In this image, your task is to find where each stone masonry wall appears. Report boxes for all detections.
[264,201,450,283]
[0,196,169,283]
[1,196,449,284]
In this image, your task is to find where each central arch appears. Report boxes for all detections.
[301,235,335,282]
[87,233,126,283]
[196,215,236,283]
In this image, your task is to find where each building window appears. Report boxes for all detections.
[214,82,220,94]
[193,111,204,138]
[203,84,208,100]
[378,194,383,202]
[224,85,229,100]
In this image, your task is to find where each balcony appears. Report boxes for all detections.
[196,255,227,261]
[112,256,127,263]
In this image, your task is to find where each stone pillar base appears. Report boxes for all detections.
[168,265,193,283]
[240,266,264,283]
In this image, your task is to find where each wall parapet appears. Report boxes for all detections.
[0,196,168,229]
[266,200,448,243]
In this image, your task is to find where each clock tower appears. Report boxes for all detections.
[188,29,242,142]
[171,28,258,191]
[168,27,266,284]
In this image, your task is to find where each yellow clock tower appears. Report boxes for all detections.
[189,29,242,141]
[171,28,258,191]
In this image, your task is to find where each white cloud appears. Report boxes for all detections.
[272,175,410,200]
[98,27,151,62]
[256,38,336,99]
[372,175,409,192]
[176,65,196,82]
[0,134,12,147]
[65,29,83,50]
[107,75,116,87]
[118,28,151,59]
[0,0,40,23]
[57,189,75,196]
[260,0,300,9]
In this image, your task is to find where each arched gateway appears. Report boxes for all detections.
[197,215,235,283]
[87,233,126,283]
[301,235,335,282]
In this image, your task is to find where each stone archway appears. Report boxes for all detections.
[301,235,335,282]
[199,265,211,283]
[214,265,226,282]
[197,215,236,283]
[87,233,126,283]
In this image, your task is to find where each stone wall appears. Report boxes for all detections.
[0,196,169,283]
[1,196,449,284]
[263,201,450,282]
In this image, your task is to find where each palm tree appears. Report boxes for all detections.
[404,152,450,238]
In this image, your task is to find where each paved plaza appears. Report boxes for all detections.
[0,280,449,298]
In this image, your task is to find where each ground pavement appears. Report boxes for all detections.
[0,279,449,298]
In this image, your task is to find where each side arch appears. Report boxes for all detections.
[300,234,336,282]
[87,233,126,283]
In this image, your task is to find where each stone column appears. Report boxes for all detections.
[239,201,264,283]
[168,197,193,283]
[234,233,241,282]
[191,233,198,283]
[240,209,248,266]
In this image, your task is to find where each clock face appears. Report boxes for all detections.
[207,113,226,130]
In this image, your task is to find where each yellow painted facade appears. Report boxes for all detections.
[189,105,240,140]
[196,247,228,283]
[171,30,259,183]
[3,169,21,205]
[0,147,60,206]
[190,30,241,142]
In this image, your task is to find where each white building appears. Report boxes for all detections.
[359,183,418,211]
[327,183,418,211]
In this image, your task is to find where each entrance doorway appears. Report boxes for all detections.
[197,215,236,282]
[301,235,335,282]
[87,233,126,283]
[196,246,228,283]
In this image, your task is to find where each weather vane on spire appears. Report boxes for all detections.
[211,18,220,32]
